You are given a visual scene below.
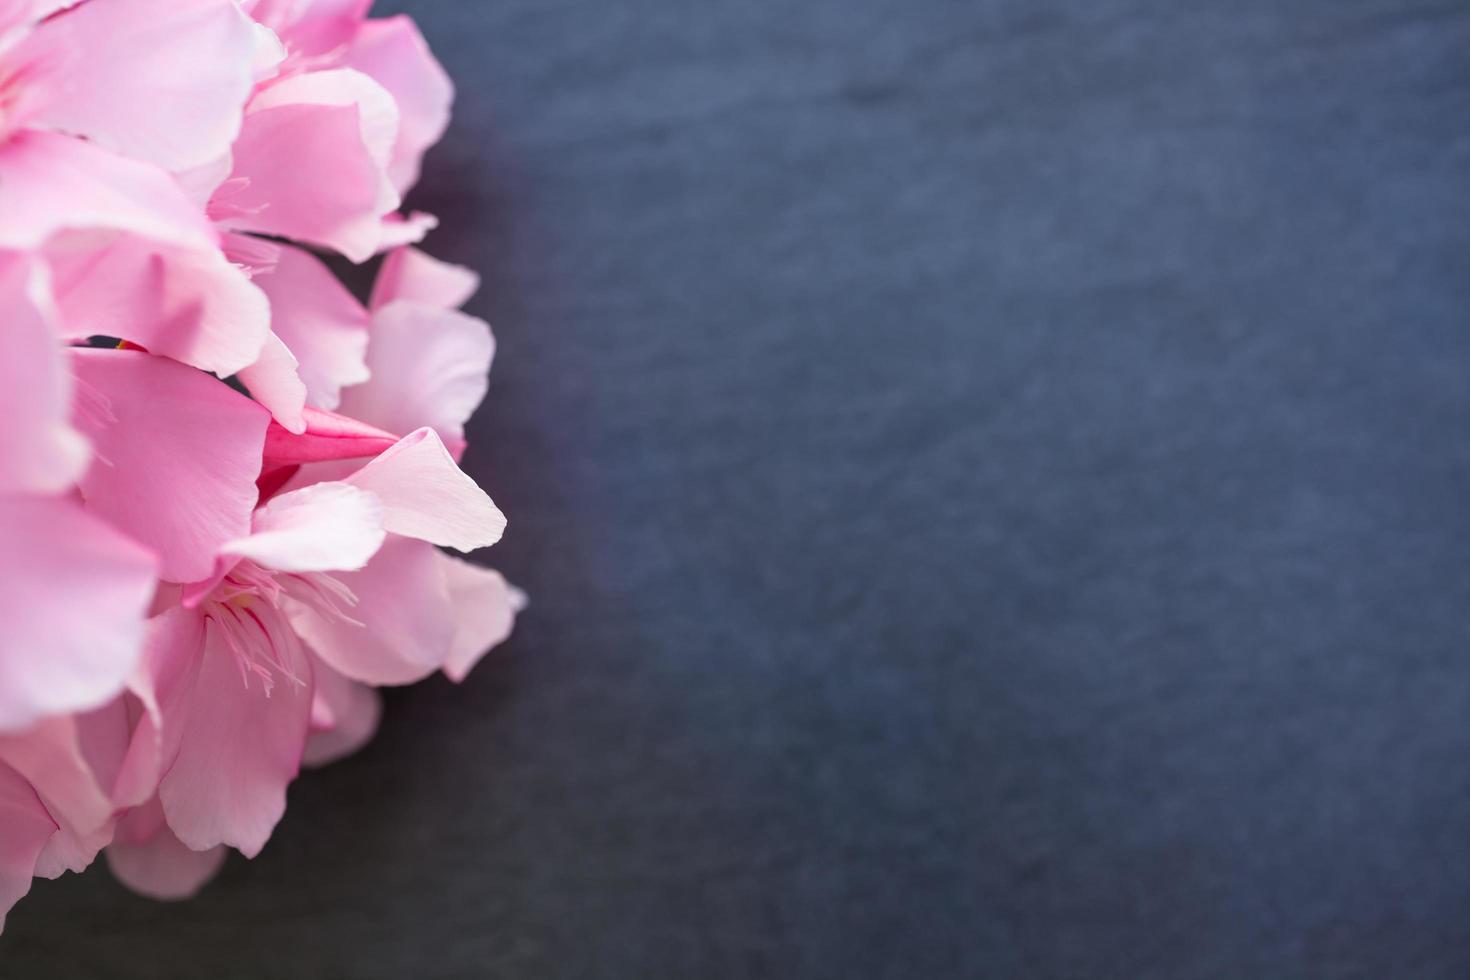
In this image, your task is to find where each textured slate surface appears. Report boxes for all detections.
[5,1,1470,976]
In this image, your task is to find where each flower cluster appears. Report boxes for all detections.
[0,0,521,926]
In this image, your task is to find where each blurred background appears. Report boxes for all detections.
[7,1,1470,976]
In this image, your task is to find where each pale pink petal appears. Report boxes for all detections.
[290,536,454,686]
[113,609,207,809]
[0,496,156,732]
[0,760,55,932]
[0,253,88,494]
[220,230,282,277]
[344,15,452,194]
[175,153,235,212]
[219,70,398,261]
[0,715,117,877]
[71,349,269,584]
[26,0,258,171]
[0,129,216,252]
[159,617,312,857]
[439,554,526,683]
[243,0,370,62]
[375,210,437,251]
[236,331,309,434]
[338,301,493,454]
[0,8,68,135]
[68,697,138,811]
[222,482,384,574]
[251,243,369,409]
[46,231,271,378]
[370,246,479,311]
[302,655,382,768]
[0,1,66,34]
[249,18,287,82]
[28,0,77,15]
[106,797,225,901]
[345,428,506,552]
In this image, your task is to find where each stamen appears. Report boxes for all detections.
[201,560,317,696]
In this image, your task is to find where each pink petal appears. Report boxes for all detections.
[440,555,526,683]
[0,496,156,732]
[106,797,225,901]
[0,253,88,494]
[0,715,117,878]
[261,405,399,468]
[236,330,309,434]
[0,6,68,136]
[220,70,398,262]
[46,231,272,379]
[113,609,207,809]
[250,243,369,409]
[0,761,57,933]
[159,617,312,857]
[290,536,454,686]
[301,655,382,768]
[222,482,385,574]
[25,0,258,171]
[175,152,236,212]
[0,129,216,252]
[71,349,269,584]
[250,69,398,182]
[370,246,480,311]
[375,210,437,251]
[248,17,287,83]
[0,1,27,27]
[345,428,506,552]
[243,0,371,62]
[344,15,452,194]
[338,301,493,455]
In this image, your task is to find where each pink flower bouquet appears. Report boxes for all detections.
[0,0,521,926]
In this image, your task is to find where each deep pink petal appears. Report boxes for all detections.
[344,428,506,552]
[71,349,269,584]
[440,555,526,683]
[290,536,454,686]
[159,618,312,857]
[25,0,258,171]
[0,496,156,732]
[261,406,399,468]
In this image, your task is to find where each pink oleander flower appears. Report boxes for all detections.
[0,0,518,930]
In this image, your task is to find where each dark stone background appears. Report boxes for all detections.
[5,1,1470,976]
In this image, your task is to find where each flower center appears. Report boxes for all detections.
[202,561,360,694]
